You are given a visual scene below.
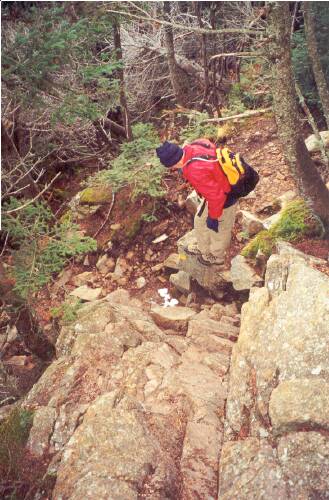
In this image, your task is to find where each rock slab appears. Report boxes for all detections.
[218,254,329,499]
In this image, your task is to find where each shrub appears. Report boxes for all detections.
[0,408,34,475]
[179,112,218,144]
[3,198,97,300]
[241,199,324,258]
[50,298,82,325]
[88,123,166,199]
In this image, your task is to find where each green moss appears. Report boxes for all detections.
[241,199,323,258]
[0,408,34,474]
[59,209,73,224]
[79,186,112,204]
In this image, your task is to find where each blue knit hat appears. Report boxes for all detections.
[156,141,183,168]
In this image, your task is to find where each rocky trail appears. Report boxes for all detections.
[1,116,329,499]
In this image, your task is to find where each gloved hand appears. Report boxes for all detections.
[206,216,219,232]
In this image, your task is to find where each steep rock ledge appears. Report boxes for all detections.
[22,290,239,499]
[218,253,329,499]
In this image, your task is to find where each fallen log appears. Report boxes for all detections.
[200,107,272,123]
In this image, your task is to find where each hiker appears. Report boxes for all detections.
[156,138,258,264]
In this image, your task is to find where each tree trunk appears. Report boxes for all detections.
[267,2,329,232]
[303,2,329,129]
[113,20,132,141]
[194,2,209,110]
[163,1,187,106]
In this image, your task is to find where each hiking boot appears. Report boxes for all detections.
[197,253,224,266]
[185,242,200,255]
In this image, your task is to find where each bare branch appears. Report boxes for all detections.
[210,51,265,60]
[200,107,272,123]
[4,172,61,215]
[93,192,115,238]
[106,8,264,36]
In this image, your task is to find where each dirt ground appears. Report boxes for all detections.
[26,115,329,326]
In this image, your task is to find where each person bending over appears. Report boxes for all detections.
[156,138,238,265]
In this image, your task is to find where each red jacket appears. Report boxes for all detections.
[182,139,232,219]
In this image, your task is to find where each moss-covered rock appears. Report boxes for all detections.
[79,186,113,204]
[242,199,324,258]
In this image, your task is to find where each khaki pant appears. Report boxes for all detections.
[194,201,238,260]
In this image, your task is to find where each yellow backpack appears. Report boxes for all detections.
[216,147,245,186]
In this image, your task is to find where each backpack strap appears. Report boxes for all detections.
[190,140,213,149]
[185,154,217,167]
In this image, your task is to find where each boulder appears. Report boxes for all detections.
[169,270,191,294]
[177,230,229,292]
[96,254,115,275]
[163,253,180,270]
[136,276,146,289]
[79,186,113,204]
[276,240,327,265]
[275,190,297,210]
[218,439,288,499]
[150,305,197,332]
[305,130,329,152]
[277,432,329,498]
[23,289,236,498]
[237,210,264,236]
[71,271,94,287]
[0,361,19,406]
[230,255,263,291]
[262,211,281,229]
[110,257,127,280]
[269,378,329,434]
[53,393,177,500]
[219,255,329,496]
[188,312,239,343]
[69,285,102,302]
[26,406,57,457]
[185,190,201,215]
